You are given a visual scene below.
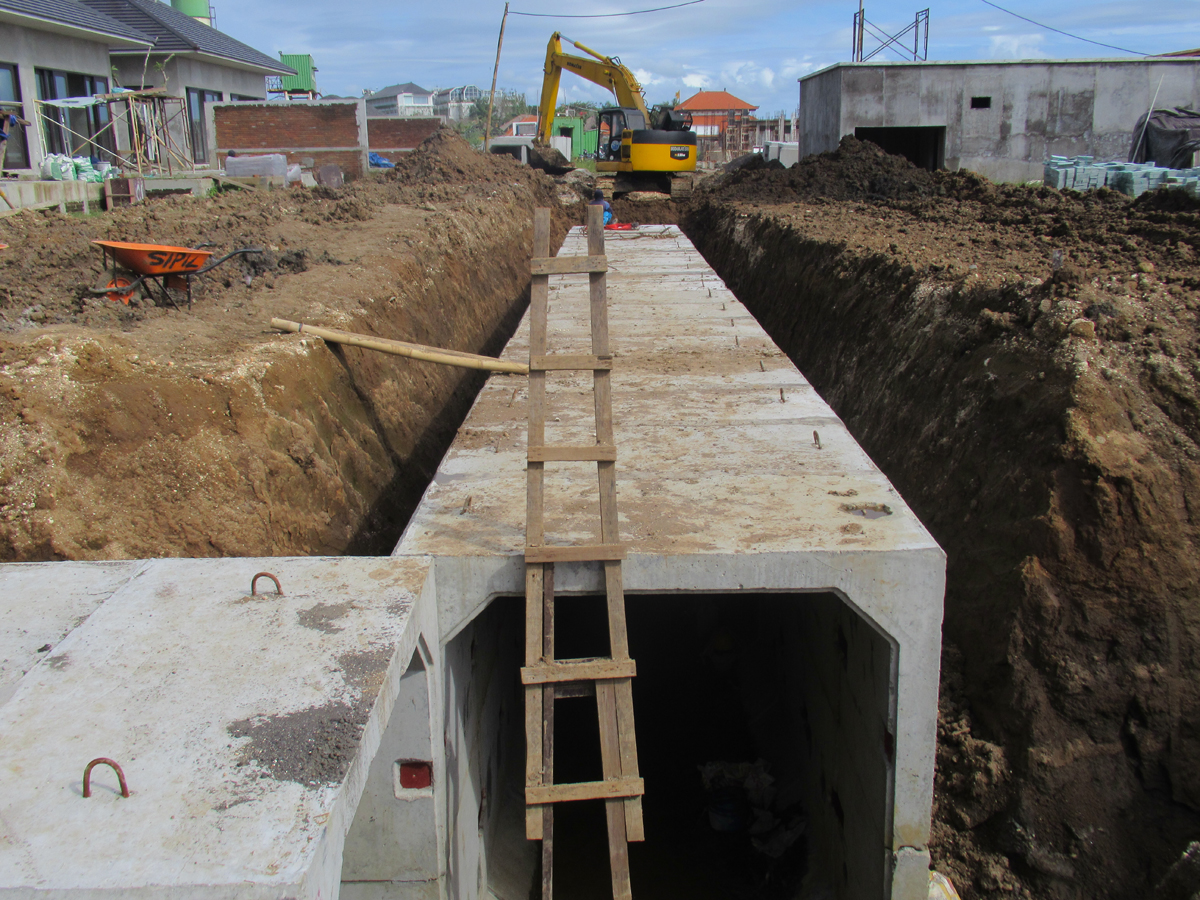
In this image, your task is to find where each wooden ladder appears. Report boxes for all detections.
[523,205,644,900]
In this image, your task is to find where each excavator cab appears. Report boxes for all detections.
[596,108,625,162]
[597,107,655,168]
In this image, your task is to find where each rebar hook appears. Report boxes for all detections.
[251,572,283,596]
[83,758,129,798]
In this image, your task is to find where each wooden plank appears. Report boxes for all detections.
[531,254,608,276]
[524,208,552,843]
[525,544,626,564]
[602,563,645,840]
[529,354,612,372]
[528,445,617,463]
[525,777,645,805]
[525,565,544,840]
[521,658,637,684]
[541,566,555,900]
[597,680,633,900]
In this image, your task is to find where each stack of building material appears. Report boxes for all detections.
[1044,155,1200,197]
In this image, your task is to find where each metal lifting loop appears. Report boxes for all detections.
[83,758,129,798]
[251,572,283,596]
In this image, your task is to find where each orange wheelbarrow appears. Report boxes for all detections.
[91,240,263,311]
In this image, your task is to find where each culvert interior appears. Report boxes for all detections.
[448,591,896,900]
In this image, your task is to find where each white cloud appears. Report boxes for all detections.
[988,33,1048,59]
[780,57,816,80]
[682,73,708,89]
[633,68,661,87]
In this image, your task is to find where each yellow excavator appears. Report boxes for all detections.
[536,32,697,196]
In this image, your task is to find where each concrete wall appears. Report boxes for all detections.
[800,59,1200,182]
[110,54,267,100]
[210,98,370,180]
[0,23,114,172]
[342,646,441,899]
[440,597,531,900]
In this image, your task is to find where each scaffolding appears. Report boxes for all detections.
[33,88,196,177]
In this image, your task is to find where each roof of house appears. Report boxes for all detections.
[370,82,433,98]
[677,90,758,111]
[78,0,295,74]
[0,0,153,45]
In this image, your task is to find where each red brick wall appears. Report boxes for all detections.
[367,118,441,162]
[214,102,365,180]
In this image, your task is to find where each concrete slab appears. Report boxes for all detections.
[0,560,142,705]
[0,556,433,899]
[397,225,945,900]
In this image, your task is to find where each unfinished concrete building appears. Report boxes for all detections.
[0,226,944,899]
[799,57,1200,181]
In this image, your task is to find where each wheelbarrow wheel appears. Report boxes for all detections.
[94,270,140,305]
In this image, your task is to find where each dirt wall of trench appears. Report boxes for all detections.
[0,130,569,560]
[683,190,1200,898]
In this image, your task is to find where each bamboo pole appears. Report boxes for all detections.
[271,318,530,375]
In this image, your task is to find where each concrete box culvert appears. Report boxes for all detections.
[389,225,945,900]
[0,226,942,900]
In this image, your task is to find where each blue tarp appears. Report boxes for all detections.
[368,152,395,168]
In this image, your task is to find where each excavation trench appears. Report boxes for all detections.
[678,196,1200,900]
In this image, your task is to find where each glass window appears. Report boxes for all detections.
[0,63,29,169]
[186,87,222,163]
[35,68,112,158]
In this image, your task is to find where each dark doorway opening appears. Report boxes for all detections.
[535,593,821,899]
[855,125,945,171]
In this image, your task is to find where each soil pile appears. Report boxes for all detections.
[704,135,962,203]
[686,141,1200,899]
[0,127,567,561]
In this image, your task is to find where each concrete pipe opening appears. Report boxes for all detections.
[438,591,898,900]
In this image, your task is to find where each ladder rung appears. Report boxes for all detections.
[529,354,612,371]
[522,658,636,684]
[525,543,626,563]
[556,682,595,699]
[528,444,617,462]
[531,255,608,276]
[526,777,644,805]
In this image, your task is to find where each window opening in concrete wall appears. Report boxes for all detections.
[971,96,992,110]
[476,591,896,899]
[854,125,945,171]
[0,63,29,169]
[35,68,112,158]
[186,87,222,164]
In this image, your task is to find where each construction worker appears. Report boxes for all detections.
[0,112,29,176]
[589,188,616,226]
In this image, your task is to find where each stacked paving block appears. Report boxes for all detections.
[1044,155,1200,198]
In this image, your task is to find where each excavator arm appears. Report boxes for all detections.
[537,32,649,143]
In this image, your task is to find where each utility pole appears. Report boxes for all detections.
[485,2,509,152]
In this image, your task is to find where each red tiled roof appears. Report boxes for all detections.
[677,90,757,111]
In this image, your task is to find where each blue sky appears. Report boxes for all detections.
[214,0,1199,116]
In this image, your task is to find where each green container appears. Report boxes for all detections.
[551,116,600,159]
[278,54,318,94]
[171,0,210,18]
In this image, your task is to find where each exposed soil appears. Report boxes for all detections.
[683,137,1200,899]
[6,122,1200,898]
[0,128,569,560]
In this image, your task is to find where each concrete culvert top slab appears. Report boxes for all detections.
[0,555,430,898]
